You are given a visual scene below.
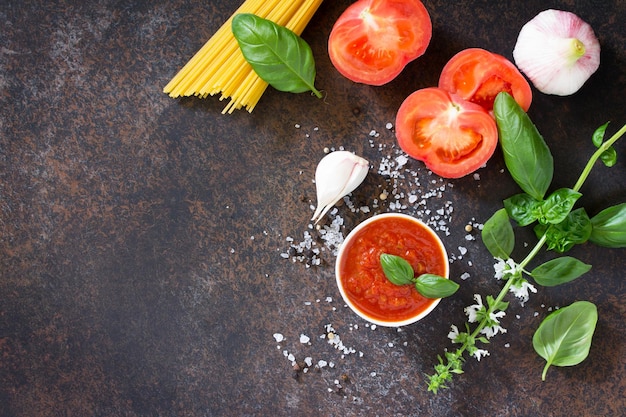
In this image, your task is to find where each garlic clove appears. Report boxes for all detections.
[513,9,600,96]
[311,151,369,223]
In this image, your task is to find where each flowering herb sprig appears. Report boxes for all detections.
[427,92,626,394]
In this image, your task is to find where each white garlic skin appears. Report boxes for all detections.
[311,151,369,223]
[513,9,600,96]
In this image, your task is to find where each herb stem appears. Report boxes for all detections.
[573,123,626,192]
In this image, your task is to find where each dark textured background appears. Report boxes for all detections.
[1,1,624,416]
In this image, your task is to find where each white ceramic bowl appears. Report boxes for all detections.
[335,213,449,327]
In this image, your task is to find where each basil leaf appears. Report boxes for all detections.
[494,92,554,200]
[539,188,582,225]
[232,13,322,97]
[380,253,415,286]
[535,208,592,253]
[482,208,515,259]
[530,256,591,287]
[589,202,626,248]
[504,193,541,226]
[591,122,608,147]
[592,122,617,167]
[414,274,459,299]
[533,301,597,381]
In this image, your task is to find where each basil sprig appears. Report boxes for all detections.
[380,254,459,299]
[232,13,322,98]
[428,93,624,393]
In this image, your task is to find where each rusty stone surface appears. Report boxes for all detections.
[0,1,624,416]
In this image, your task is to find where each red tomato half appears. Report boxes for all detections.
[439,48,532,112]
[328,0,432,86]
[395,87,498,178]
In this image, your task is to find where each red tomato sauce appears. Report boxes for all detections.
[338,216,447,323]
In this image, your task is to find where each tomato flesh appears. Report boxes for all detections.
[328,0,432,85]
[439,48,532,112]
[395,87,498,178]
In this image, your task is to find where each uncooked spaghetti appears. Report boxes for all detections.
[163,0,323,114]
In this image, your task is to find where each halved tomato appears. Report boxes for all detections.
[328,0,432,86]
[395,87,498,178]
[439,48,532,112]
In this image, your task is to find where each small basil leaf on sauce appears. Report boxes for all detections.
[380,254,414,286]
[231,13,322,98]
[414,274,459,299]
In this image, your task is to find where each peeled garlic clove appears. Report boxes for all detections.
[311,151,369,223]
[513,9,600,96]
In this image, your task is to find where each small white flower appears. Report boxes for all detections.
[493,258,518,280]
[493,258,507,280]
[481,324,507,339]
[448,325,460,343]
[464,294,484,323]
[510,278,537,305]
[472,348,490,361]
[480,310,507,338]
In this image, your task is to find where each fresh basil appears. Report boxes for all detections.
[380,253,415,285]
[482,208,514,259]
[533,301,597,381]
[539,188,582,225]
[530,256,591,287]
[535,208,592,253]
[231,13,322,98]
[589,202,626,248]
[504,193,541,226]
[592,122,617,167]
[380,254,458,298]
[494,92,554,201]
[414,274,459,299]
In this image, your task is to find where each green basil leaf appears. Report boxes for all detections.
[414,274,459,299]
[600,147,617,167]
[494,92,554,200]
[504,193,541,226]
[380,253,415,286]
[539,188,582,225]
[530,256,591,287]
[589,202,626,248]
[535,208,591,253]
[592,122,617,167]
[591,122,609,147]
[533,301,597,381]
[482,208,515,259]
[232,13,322,97]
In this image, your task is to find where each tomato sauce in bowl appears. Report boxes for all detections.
[335,213,449,327]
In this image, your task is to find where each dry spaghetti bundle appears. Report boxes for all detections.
[163,0,323,114]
